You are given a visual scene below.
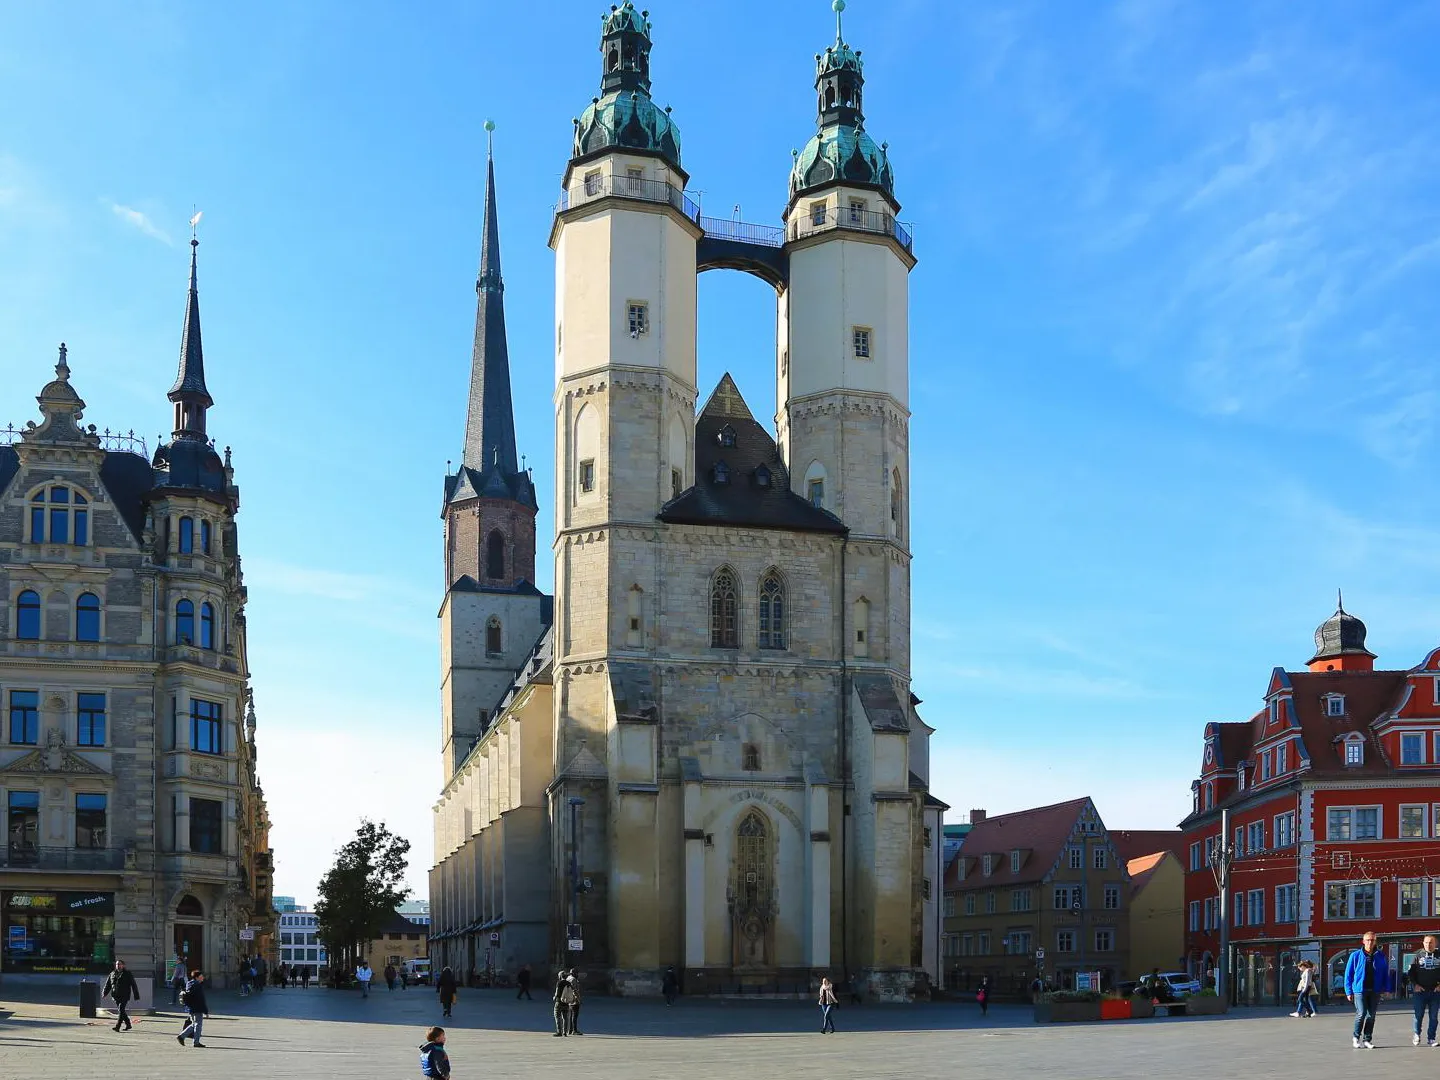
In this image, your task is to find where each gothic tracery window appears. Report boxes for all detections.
[758,571,786,650]
[710,568,738,648]
[737,810,770,910]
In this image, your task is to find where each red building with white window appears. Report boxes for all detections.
[1181,600,1440,1004]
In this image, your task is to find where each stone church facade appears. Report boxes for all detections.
[0,241,274,989]
[431,2,941,999]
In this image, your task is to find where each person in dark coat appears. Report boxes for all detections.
[552,969,571,1037]
[169,954,187,1005]
[662,966,679,1006]
[977,975,991,1017]
[102,959,140,1031]
[516,963,533,1001]
[565,969,583,1035]
[436,966,458,1018]
[176,970,210,1048]
[385,964,397,991]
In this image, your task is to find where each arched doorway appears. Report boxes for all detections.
[730,809,774,970]
[174,894,205,974]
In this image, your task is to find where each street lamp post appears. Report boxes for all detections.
[1213,808,1234,1001]
[567,797,586,957]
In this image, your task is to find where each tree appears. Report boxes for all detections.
[314,819,411,983]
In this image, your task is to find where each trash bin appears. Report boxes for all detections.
[79,979,98,1018]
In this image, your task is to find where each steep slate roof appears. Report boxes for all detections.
[99,450,157,540]
[658,374,847,534]
[0,446,18,500]
[1286,670,1409,776]
[373,909,425,938]
[952,797,1091,888]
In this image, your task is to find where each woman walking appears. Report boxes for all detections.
[1291,960,1316,1018]
[977,976,991,1017]
[176,970,209,1048]
[437,965,458,1019]
[818,976,838,1034]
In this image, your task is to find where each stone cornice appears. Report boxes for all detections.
[556,365,698,406]
[784,388,910,423]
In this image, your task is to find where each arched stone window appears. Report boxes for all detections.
[176,895,204,917]
[76,593,101,642]
[710,568,738,649]
[200,602,216,650]
[486,616,502,656]
[742,744,761,772]
[486,530,506,581]
[804,460,828,510]
[758,571,786,650]
[891,468,903,540]
[29,486,89,545]
[175,599,195,645]
[200,520,212,555]
[179,516,194,554]
[16,590,41,640]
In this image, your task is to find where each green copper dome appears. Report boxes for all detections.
[816,39,862,79]
[790,124,893,202]
[601,1,650,38]
[573,89,682,169]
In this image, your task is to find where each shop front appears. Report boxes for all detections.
[1,890,115,975]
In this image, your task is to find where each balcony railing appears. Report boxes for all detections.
[555,173,700,223]
[2,844,126,872]
[789,204,914,253]
[699,216,785,248]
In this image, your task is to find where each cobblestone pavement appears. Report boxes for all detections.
[4,988,1440,1079]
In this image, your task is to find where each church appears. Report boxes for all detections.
[429,1,942,1000]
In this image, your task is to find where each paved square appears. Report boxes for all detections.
[4,988,1440,1079]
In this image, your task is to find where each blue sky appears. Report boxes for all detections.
[3,1,1438,905]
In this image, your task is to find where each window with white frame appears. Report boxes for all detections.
[1237,765,1247,791]
[1011,850,1022,874]
[1247,821,1264,853]
[1008,930,1033,956]
[584,170,601,196]
[1056,929,1075,953]
[1326,694,1346,717]
[1234,826,1245,856]
[1205,835,1218,864]
[1189,901,1201,932]
[1433,881,1440,918]
[1402,732,1426,765]
[1276,742,1288,773]
[982,854,993,877]
[1190,842,1202,871]
[977,932,990,955]
[1261,751,1272,781]
[1068,846,1082,870]
[943,895,956,918]
[1234,892,1244,926]
[627,302,649,336]
[1434,677,1440,705]
[1093,847,1107,870]
[1344,738,1364,766]
[1053,885,1081,910]
[1400,880,1426,918]
[1274,811,1296,848]
[1275,884,1298,923]
[1203,897,1216,930]
[964,894,975,916]
[961,933,974,956]
[985,891,996,914]
[1011,889,1032,913]
[1401,805,1428,839]
[852,327,872,359]
[1246,889,1264,926]
[1326,881,1378,920]
[1103,884,1120,911]
[1328,807,1380,841]
[1094,928,1115,952]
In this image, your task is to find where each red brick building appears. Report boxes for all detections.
[1181,600,1440,1004]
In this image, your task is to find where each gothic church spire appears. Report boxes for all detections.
[169,236,213,439]
[463,123,519,476]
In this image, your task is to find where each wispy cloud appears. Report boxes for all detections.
[106,200,172,245]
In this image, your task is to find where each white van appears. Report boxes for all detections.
[402,958,431,984]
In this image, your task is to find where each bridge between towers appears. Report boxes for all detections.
[697,217,789,290]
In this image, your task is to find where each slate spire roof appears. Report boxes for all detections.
[446,133,535,511]
[169,237,213,412]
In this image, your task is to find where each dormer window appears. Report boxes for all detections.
[1276,742,1288,773]
[1010,850,1021,873]
[982,855,993,877]
[718,424,736,447]
[1344,736,1364,767]
[1434,677,1440,706]
[1236,765,1246,791]
[754,465,771,487]
[1325,694,1345,718]
[712,461,730,485]
[1268,698,1280,723]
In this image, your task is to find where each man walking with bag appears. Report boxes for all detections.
[102,959,140,1031]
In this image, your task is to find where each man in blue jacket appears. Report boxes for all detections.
[1345,930,1391,1049]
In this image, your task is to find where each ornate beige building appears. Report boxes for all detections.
[431,2,938,999]
[0,240,273,989]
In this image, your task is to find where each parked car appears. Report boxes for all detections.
[1150,972,1201,996]
[402,958,431,984]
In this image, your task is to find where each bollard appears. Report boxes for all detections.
[78,979,98,1018]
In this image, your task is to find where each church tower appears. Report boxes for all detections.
[439,131,545,783]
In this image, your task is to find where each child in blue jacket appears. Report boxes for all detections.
[419,1026,451,1078]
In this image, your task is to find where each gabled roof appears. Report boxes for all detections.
[951,797,1091,888]
[1125,851,1171,898]
[658,374,847,535]
[1111,829,1185,864]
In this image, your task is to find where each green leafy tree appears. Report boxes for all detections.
[314,819,411,983]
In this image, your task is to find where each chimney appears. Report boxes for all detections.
[970,809,987,824]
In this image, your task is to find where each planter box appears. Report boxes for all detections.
[1033,1001,1103,1023]
[1181,995,1228,1015]
[1099,998,1132,1020]
[1129,997,1156,1018]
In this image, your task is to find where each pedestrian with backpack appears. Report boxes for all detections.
[176,970,210,1048]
